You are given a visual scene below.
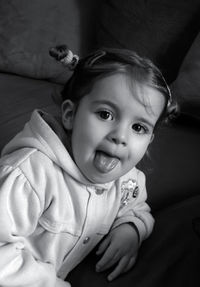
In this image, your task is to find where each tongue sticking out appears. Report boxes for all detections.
[94,151,119,173]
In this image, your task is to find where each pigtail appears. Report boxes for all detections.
[166,100,180,123]
[49,45,79,70]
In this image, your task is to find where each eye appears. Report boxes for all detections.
[132,123,148,134]
[97,110,113,121]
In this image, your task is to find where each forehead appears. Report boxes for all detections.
[88,73,164,108]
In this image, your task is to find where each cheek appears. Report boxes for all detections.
[129,139,151,162]
[71,119,98,157]
[74,113,106,145]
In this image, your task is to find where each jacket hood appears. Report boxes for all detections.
[1,110,93,185]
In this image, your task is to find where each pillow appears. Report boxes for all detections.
[95,0,200,84]
[0,73,61,151]
[171,33,200,119]
[0,0,102,84]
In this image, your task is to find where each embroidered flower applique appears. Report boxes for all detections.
[121,179,139,206]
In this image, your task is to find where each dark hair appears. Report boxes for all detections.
[50,46,178,126]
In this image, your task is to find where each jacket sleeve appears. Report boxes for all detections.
[0,164,70,287]
[112,170,155,244]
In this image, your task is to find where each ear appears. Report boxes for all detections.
[62,100,76,130]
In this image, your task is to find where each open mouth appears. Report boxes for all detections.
[94,151,120,173]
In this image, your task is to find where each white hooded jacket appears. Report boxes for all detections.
[0,110,154,287]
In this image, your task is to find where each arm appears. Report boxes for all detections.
[0,164,70,287]
[96,170,154,281]
[112,170,154,243]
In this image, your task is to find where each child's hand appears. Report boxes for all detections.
[96,223,139,281]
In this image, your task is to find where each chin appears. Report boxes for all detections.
[86,172,118,185]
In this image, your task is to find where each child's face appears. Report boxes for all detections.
[63,74,166,184]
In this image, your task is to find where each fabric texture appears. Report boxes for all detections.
[171,33,200,119]
[0,109,154,286]
[0,0,101,83]
[95,0,200,84]
[0,1,78,83]
[0,73,61,151]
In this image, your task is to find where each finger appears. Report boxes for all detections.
[107,256,129,282]
[121,256,137,273]
[96,245,119,272]
[96,236,110,255]
[97,251,119,272]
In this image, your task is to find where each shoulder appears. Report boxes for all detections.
[0,148,53,172]
[120,167,146,187]
[0,148,37,169]
[0,148,54,193]
[117,167,147,202]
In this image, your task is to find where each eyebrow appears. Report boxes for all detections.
[91,99,118,110]
[92,99,156,129]
[136,116,155,129]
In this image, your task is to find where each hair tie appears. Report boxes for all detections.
[60,51,79,70]
[49,45,79,70]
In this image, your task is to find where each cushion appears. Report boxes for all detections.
[145,120,200,210]
[0,0,102,84]
[171,33,200,119]
[95,0,200,84]
[0,73,61,150]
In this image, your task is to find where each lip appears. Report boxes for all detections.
[97,150,120,160]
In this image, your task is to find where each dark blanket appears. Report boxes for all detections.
[68,195,200,287]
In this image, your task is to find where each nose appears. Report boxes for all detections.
[107,125,128,146]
